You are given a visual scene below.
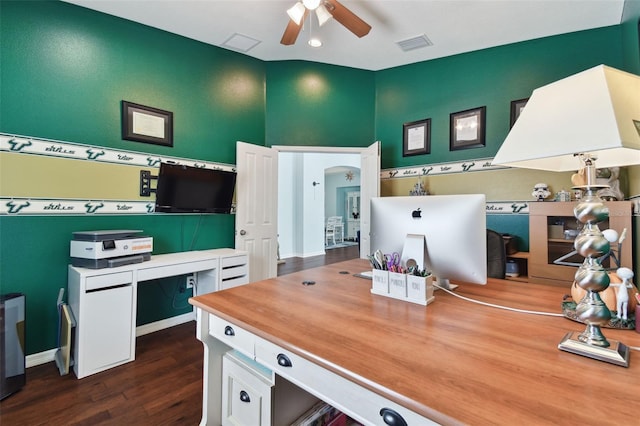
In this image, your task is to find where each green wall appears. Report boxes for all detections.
[0,0,265,355]
[1,0,638,357]
[265,61,375,147]
[375,26,624,169]
[622,0,640,73]
[0,1,266,160]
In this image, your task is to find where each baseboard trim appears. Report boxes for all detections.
[26,349,58,369]
[136,311,195,337]
[26,312,196,368]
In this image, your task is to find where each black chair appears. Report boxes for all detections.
[486,229,507,279]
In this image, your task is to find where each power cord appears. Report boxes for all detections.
[433,283,640,352]
[433,282,564,317]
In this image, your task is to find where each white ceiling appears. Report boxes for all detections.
[63,0,626,71]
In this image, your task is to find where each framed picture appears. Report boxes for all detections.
[510,98,529,128]
[403,118,431,157]
[450,106,486,151]
[121,101,173,147]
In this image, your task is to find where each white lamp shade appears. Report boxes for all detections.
[493,65,640,171]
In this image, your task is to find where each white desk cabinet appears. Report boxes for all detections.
[81,272,134,375]
[68,249,248,379]
[198,311,428,426]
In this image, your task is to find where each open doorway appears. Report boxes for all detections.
[277,152,361,259]
[324,166,360,250]
[237,142,379,282]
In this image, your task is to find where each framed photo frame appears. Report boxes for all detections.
[403,118,431,157]
[510,98,529,128]
[121,101,173,147]
[450,106,486,151]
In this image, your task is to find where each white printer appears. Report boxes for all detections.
[70,230,153,269]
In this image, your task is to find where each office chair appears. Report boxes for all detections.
[486,229,507,279]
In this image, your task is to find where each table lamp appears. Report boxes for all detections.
[493,64,640,367]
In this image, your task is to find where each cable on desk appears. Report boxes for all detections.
[433,283,564,317]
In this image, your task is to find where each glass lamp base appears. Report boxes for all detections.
[558,331,630,367]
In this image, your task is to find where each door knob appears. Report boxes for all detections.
[239,390,250,403]
[239,230,247,236]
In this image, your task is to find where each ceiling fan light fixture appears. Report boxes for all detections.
[316,4,333,26]
[308,38,323,48]
[287,2,306,25]
[302,0,322,10]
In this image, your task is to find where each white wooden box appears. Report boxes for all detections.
[388,272,407,298]
[407,275,434,305]
[371,269,389,294]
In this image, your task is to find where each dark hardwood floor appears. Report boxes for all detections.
[0,245,359,425]
[277,244,359,276]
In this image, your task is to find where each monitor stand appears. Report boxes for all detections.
[401,234,458,291]
[434,277,458,291]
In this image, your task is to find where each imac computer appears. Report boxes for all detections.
[370,194,487,288]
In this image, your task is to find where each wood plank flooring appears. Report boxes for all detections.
[0,246,359,425]
[277,245,359,276]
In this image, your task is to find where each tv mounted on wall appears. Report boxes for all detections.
[155,162,236,214]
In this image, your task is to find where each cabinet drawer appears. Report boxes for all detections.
[85,271,133,291]
[255,337,435,426]
[222,352,274,426]
[222,255,247,268]
[137,259,217,281]
[221,275,249,291]
[222,264,248,280]
[209,315,255,358]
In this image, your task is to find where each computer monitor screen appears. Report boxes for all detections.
[370,194,487,286]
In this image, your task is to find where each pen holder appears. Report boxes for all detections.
[407,274,433,304]
[370,270,435,306]
[371,269,389,294]
[388,272,407,298]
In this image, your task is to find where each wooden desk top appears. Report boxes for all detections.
[190,259,640,425]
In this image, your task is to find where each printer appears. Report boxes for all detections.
[70,230,153,269]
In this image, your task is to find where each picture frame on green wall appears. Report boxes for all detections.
[121,101,174,147]
[450,106,486,151]
[510,98,529,128]
[403,118,431,157]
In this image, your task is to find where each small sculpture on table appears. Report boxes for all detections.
[532,183,551,201]
[611,267,634,321]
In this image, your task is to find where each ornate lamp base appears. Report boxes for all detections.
[558,331,630,367]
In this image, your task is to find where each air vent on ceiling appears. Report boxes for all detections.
[222,33,261,53]
[396,34,433,52]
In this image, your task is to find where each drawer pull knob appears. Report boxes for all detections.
[380,408,407,426]
[224,325,235,336]
[277,353,292,367]
[239,390,251,403]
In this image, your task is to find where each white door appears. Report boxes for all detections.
[359,141,380,258]
[235,142,278,281]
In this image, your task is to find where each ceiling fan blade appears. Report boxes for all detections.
[325,0,371,38]
[280,10,308,45]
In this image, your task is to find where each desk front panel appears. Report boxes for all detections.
[191,259,640,425]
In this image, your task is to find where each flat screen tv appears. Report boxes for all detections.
[154,163,236,214]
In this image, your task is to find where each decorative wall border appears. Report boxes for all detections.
[380,158,503,180]
[0,198,153,216]
[486,201,529,214]
[0,133,235,171]
[0,132,237,215]
[2,133,636,216]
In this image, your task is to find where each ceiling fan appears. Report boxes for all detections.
[281,0,372,46]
